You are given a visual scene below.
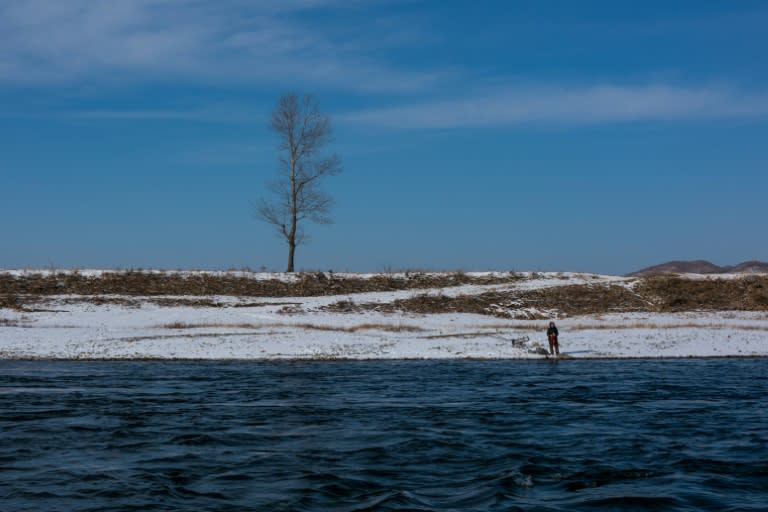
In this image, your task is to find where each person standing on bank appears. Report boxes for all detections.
[546,322,560,356]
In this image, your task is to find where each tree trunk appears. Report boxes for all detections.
[287,240,295,273]
[287,206,297,272]
[287,152,297,273]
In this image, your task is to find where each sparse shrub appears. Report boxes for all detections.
[277,305,305,315]
[164,321,193,329]
[0,294,22,311]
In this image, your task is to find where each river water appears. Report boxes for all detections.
[1,359,766,511]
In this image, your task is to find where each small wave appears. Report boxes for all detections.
[169,433,221,446]
[1,359,766,511]
[563,466,665,492]
[0,387,86,394]
[579,495,683,509]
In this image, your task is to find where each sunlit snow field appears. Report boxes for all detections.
[2,271,767,360]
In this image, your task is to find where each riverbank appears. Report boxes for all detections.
[2,270,767,360]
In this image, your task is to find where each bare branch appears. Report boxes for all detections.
[256,92,343,271]
[255,199,290,241]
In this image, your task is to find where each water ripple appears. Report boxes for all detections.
[1,359,767,511]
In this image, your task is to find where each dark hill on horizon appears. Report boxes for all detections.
[628,260,768,276]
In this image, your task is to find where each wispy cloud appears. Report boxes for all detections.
[0,0,442,92]
[0,103,265,123]
[69,105,259,123]
[340,84,768,128]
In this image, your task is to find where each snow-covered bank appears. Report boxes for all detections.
[1,271,767,360]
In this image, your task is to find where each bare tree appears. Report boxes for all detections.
[257,93,342,272]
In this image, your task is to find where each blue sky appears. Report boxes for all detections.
[1,0,766,274]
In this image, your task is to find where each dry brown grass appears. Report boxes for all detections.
[5,272,767,319]
[322,276,768,318]
[159,321,424,333]
[564,322,768,332]
[323,284,650,318]
[0,294,24,311]
[0,271,521,298]
[635,274,768,311]
[113,331,274,343]
[0,294,63,312]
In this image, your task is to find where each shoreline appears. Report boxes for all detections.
[2,355,768,362]
[2,270,767,361]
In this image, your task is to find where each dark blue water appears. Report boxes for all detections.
[1,360,766,511]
